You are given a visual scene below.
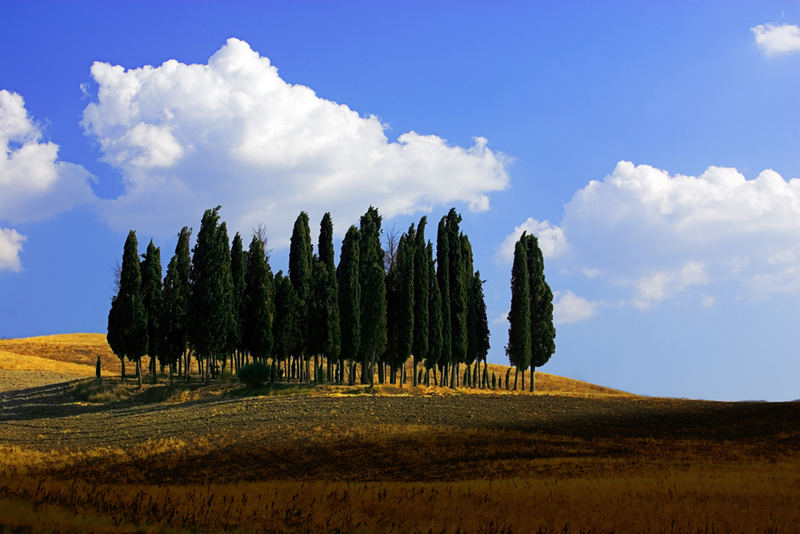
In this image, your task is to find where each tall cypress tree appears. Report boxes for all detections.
[337,225,361,385]
[506,235,532,389]
[436,216,451,385]
[425,243,443,385]
[107,296,124,381]
[317,213,340,381]
[111,230,148,388]
[525,234,556,392]
[273,271,300,381]
[289,212,313,380]
[243,235,274,361]
[190,207,233,380]
[140,240,163,383]
[161,254,185,384]
[412,217,428,386]
[173,227,192,379]
[230,232,247,368]
[359,206,387,387]
[318,213,335,271]
[468,271,490,388]
[445,209,467,388]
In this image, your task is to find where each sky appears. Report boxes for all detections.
[1,1,798,401]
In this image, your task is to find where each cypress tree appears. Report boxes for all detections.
[359,206,387,387]
[318,213,335,271]
[396,229,415,385]
[273,271,301,381]
[309,257,341,381]
[445,209,467,388]
[506,236,532,389]
[140,240,163,383]
[106,295,124,381]
[426,243,443,386]
[113,230,148,388]
[337,225,361,385]
[289,212,313,380]
[173,227,192,379]
[525,234,556,392]
[317,213,340,381]
[412,217,428,386]
[230,232,247,369]
[161,254,185,384]
[243,235,274,361]
[190,207,233,380]
[468,271,491,388]
[436,216,451,385]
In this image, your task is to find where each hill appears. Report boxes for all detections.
[0,333,629,397]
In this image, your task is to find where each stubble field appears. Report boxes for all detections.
[0,334,798,533]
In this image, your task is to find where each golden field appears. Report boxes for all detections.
[0,334,797,533]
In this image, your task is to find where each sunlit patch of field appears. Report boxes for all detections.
[0,350,96,376]
[0,333,120,375]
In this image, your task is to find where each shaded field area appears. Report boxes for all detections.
[0,377,798,533]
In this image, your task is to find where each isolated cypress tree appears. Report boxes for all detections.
[436,216,451,384]
[190,207,233,380]
[337,225,361,384]
[243,235,274,361]
[359,206,387,387]
[426,245,443,385]
[412,217,428,386]
[140,240,163,383]
[115,230,148,387]
[506,236,532,389]
[230,232,247,367]
[525,234,556,392]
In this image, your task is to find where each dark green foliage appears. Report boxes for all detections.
[160,227,191,374]
[492,372,496,389]
[318,212,335,271]
[359,206,387,386]
[237,361,271,388]
[289,212,313,304]
[230,233,247,356]
[446,209,468,372]
[506,236,532,373]
[425,244,443,372]
[309,258,341,361]
[140,240,163,382]
[190,207,234,370]
[106,296,123,378]
[412,217,428,385]
[243,236,274,360]
[505,367,511,390]
[273,271,301,364]
[337,226,361,365]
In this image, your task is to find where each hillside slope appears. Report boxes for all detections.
[0,333,630,397]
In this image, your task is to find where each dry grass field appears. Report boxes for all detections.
[0,334,797,533]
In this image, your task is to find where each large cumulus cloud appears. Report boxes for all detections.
[82,38,510,245]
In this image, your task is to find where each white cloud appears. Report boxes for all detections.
[0,228,25,272]
[0,90,95,224]
[535,161,800,307]
[497,217,568,263]
[752,23,800,55]
[82,38,510,244]
[554,291,597,325]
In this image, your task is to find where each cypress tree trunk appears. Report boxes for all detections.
[136,358,143,389]
[412,360,418,386]
[530,367,535,393]
[522,369,525,391]
[120,358,125,383]
[451,362,458,389]
[513,367,519,390]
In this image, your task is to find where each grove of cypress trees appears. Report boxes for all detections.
[359,206,387,388]
[140,240,163,383]
[243,235,274,362]
[337,225,361,385]
[507,235,532,390]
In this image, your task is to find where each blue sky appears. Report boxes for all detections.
[1,1,798,401]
